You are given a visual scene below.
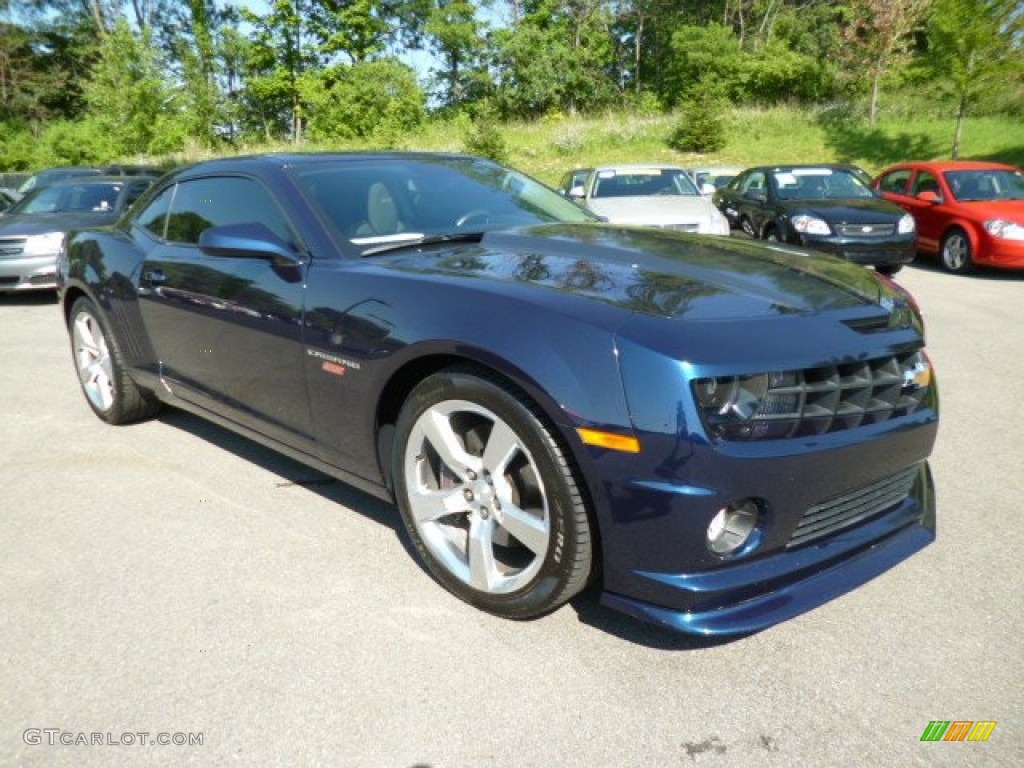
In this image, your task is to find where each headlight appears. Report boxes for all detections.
[22,232,65,256]
[984,219,1024,241]
[898,214,916,234]
[791,215,831,235]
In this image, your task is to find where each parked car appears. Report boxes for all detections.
[556,165,730,235]
[57,152,938,636]
[714,164,917,274]
[0,176,156,293]
[686,166,744,197]
[873,160,1024,274]
[16,166,104,196]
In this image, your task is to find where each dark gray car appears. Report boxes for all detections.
[0,176,155,293]
[713,164,917,274]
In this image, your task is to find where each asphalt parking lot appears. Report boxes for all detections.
[1,260,1021,767]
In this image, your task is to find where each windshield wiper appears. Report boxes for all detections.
[360,231,486,257]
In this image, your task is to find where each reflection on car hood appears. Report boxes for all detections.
[0,211,119,236]
[381,223,890,321]
[782,198,904,222]
[958,199,1024,218]
[586,196,719,225]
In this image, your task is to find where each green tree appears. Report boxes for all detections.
[840,0,931,126]
[426,0,486,107]
[241,0,319,142]
[302,58,425,144]
[80,19,181,155]
[917,0,1023,157]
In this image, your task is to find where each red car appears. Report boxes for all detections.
[873,161,1024,273]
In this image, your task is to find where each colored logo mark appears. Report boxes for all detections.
[920,720,997,742]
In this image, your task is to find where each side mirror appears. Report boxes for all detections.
[198,222,303,266]
[568,185,585,199]
[916,190,942,204]
[700,182,716,197]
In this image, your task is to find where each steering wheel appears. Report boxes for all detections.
[455,209,490,229]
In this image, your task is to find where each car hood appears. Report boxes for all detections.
[586,196,719,225]
[781,198,904,222]
[960,199,1024,219]
[0,211,118,236]
[379,223,896,323]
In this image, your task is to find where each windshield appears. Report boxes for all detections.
[293,156,596,249]
[9,181,124,215]
[944,169,1024,201]
[772,168,875,200]
[591,168,700,199]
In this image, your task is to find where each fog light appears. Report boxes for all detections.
[707,500,759,555]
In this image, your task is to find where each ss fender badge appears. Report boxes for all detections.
[306,348,362,376]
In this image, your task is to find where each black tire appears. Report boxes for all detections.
[763,227,779,242]
[876,264,903,276]
[740,216,757,238]
[940,228,974,274]
[392,366,593,619]
[68,296,160,424]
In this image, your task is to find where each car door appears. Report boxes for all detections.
[900,170,947,252]
[134,175,314,451]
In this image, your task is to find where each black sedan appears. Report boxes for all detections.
[57,153,938,636]
[0,176,156,292]
[713,164,917,273]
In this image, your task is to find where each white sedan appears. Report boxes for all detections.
[557,165,731,235]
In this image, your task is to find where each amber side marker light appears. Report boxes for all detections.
[576,427,641,454]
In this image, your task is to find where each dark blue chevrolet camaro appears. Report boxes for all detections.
[56,153,938,636]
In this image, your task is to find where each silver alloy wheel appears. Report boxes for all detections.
[402,398,551,594]
[73,309,115,413]
[941,231,970,271]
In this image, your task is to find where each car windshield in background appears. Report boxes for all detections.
[293,156,595,248]
[772,168,875,200]
[10,181,124,215]
[592,168,700,199]
[944,169,1024,201]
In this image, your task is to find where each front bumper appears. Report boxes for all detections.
[800,235,916,267]
[602,462,935,635]
[0,253,59,292]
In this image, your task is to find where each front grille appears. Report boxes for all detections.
[788,466,919,548]
[0,239,26,258]
[834,222,895,238]
[694,349,932,441]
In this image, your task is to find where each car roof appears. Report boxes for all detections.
[882,160,1019,173]
[592,164,686,172]
[748,163,864,173]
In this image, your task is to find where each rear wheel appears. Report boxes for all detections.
[940,228,974,274]
[392,367,593,619]
[69,296,160,424]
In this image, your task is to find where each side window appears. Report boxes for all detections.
[123,180,153,209]
[137,185,175,239]
[164,177,294,246]
[912,172,940,196]
[741,172,765,194]
[879,170,911,195]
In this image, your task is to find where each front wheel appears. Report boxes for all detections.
[392,367,593,619]
[69,296,160,424]
[740,216,757,238]
[940,229,974,274]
